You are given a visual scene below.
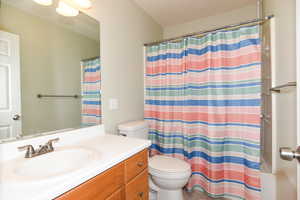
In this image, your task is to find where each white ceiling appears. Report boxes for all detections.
[133,0,257,27]
[3,0,100,42]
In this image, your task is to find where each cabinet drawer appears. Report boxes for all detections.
[125,149,148,182]
[106,188,125,200]
[125,169,148,200]
[56,162,125,200]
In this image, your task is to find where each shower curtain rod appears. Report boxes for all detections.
[144,15,274,47]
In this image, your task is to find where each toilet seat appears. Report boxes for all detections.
[149,155,191,179]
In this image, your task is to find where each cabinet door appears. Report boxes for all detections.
[56,162,125,200]
[125,149,148,182]
[125,169,148,200]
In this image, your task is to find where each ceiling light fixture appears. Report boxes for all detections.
[33,0,53,6]
[73,0,92,9]
[56,1,79,17]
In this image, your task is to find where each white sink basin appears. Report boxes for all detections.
[5,147,100,181]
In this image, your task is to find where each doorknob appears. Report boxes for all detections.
[279,147,300,162]
[12,114,21,121]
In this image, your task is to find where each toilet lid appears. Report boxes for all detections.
[149,155,191,173]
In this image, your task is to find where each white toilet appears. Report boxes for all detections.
[118,120,191,200]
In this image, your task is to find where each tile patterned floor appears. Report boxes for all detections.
[183,190,227,200]
[150,189,228,200]
[183,190,212,200]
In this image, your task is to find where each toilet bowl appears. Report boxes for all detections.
[149,155,191,200]
[118,121,191,200]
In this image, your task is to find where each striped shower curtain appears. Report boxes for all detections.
[145,25,261,200]
[81,57,101,126]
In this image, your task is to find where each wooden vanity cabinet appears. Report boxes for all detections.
[125,170,149,200]
[56,149,148,200]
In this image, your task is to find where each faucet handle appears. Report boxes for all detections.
[46,138,59,151]
[48,138,59,143]
[18,145,35,158]
[18,144,34,151]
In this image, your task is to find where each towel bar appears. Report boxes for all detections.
[270,82,296,93]
[37,94,80,98]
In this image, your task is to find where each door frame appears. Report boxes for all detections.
[296,1,300,199]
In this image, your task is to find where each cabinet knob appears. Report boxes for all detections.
[138,192,144,198]
[137,162,144,167]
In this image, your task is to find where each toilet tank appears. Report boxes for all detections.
[118,120,149,140]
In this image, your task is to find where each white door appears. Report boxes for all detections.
[0,31,21,140]
[280,1,300,200]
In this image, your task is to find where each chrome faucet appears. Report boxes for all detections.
[18,138,59,158]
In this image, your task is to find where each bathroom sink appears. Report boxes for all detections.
[12,147,100,180]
